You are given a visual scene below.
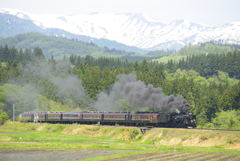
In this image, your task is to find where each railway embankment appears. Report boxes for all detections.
[1,121,240,151]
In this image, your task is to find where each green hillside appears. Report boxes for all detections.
[155,43,236,63]
[0,33,131,58]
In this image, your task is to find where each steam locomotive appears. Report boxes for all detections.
[20,111,196,128]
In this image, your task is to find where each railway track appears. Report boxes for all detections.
[89,122,240,132]
[190,128,240,132]
[139,126,240,133]
[31,120,240,132]
[38,121,240,132]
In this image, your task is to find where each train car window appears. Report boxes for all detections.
[83,114,101,118]
[64,114,78,117]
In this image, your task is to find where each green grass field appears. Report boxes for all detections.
[0,121,239,160]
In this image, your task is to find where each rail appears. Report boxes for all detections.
[145,127,240,132]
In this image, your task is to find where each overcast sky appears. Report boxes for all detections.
[1,0,240,25]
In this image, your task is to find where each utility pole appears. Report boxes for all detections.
[12,104,15,123]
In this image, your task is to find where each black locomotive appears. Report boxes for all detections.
[20,111,196,128]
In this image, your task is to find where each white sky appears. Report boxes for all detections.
[1,0,240,25]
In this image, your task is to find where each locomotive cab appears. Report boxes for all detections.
[170,112,196,128]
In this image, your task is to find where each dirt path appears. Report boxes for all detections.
[0,149,133,161]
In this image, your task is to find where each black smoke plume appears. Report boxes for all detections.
[93,73,189,113]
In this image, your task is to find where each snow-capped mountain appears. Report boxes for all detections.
[0,8,240,50]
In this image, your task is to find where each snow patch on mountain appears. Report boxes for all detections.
[0,8,240,50]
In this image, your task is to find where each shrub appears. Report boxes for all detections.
[0,111,9,125]
[212,110,240,130]
[199,136,208,141]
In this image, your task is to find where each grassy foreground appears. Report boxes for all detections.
[0,121,240,160]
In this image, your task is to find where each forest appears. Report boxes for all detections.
[0,45,240,129]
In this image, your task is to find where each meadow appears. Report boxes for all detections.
[0,121,240,160]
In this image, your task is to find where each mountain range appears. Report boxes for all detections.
[0,33,138,59]
[0,8,240,51]
[0,9,147,54]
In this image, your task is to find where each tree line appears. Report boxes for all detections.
[166,50,240,79]
[0,46,239,129]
